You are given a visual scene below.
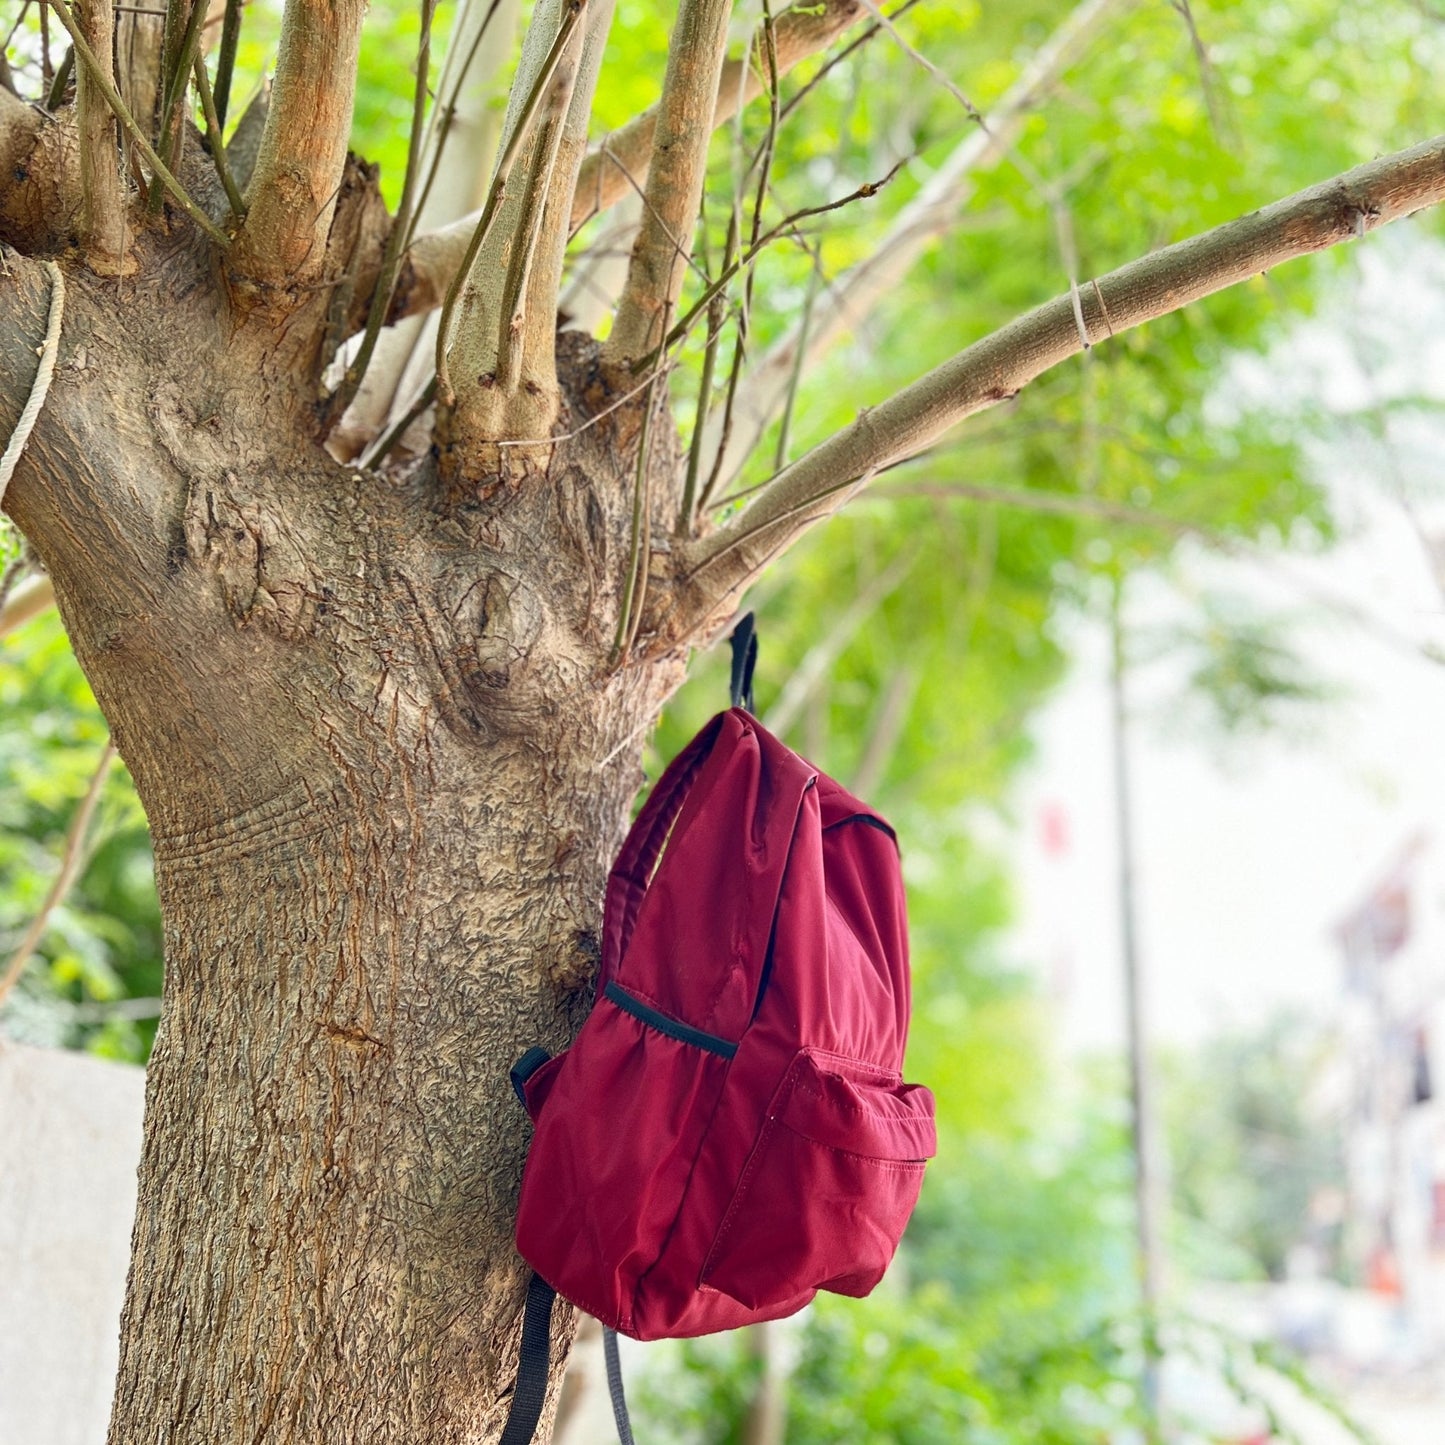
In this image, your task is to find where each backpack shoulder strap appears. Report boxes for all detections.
[496,1274,637,1445]
[498,1273,556,1445]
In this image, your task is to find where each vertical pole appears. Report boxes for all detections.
[1109,579,1165,1441]
[741,1321,787,1445]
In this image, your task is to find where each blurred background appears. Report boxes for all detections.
[6,1,1445,1440]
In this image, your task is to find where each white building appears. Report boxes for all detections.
[1332,834,1445,1362]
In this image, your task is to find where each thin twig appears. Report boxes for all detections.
[44,0,231,247]
[493,345,671,447]
[405,0,508,257]
[775,0,923,130]
[856,0,985,127]
[397,0,869,324]
[708,0,1126,492]
[584,140,713,293]
[678,289,726,532]
[688,3,783,515]
[570,0,871,238]
[155,0,213,205]
[2,2,34,53]
[193,55,244,222]
[773,250,820,470]
[0,548,31,616]
[697,217,746,514]
[212,0,242,130]
[612,395,654,662]
[613,306,672,665]
[657,158,906,357]
[1171,0,1231,146]
[44,45,73,108]
[0,740,117,1010]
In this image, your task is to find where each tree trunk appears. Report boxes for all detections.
[0,241,684,1441]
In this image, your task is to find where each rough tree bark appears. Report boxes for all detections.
[2,3,1445,1442]
[0,238,685,1437]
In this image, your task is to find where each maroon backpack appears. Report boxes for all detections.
[500,628,936,1443]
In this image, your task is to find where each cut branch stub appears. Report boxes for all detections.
[603,0,736,369]
[441,0,620,453]
[662,133,1445,642]
[75,0,130,271]
[231,0,368,289]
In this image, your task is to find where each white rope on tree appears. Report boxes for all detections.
[0,260,66,507]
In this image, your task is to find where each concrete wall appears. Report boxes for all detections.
[0,1043,144,1445]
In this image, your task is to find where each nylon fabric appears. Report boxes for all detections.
[513,707,936,1342]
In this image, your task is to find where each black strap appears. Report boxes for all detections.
[499,1272,556,1445]
[729,612,758,713]
[510,1047,551,1109]
[603,1327,636,1445]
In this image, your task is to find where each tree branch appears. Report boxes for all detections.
[392,0,864,325]
[0,94,81,255]
[705,0,1125,492]
[668,134,1445,635]
[498,0,616,401]
[329,0,439,419]
[603,0,735,368]
[232,0,367,287]
[211,0,242,130]
[192,53,244,223]
[74,0,130,269]
[0,572,54,638]
[154,0,213,192]
[114,1,165,143]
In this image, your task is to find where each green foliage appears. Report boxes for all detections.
[1162,1012,1345,1283]
[0,610,161,1062]
[1138,591,1341,745]
[637,1291,1143,1445]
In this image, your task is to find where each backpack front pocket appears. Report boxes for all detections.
[700,1050,936,1310]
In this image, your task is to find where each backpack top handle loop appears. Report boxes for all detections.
[728,612,758,714]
